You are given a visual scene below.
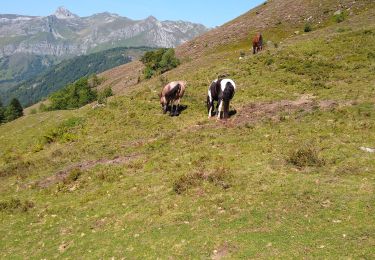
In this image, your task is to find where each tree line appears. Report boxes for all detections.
[2,46,151,107]
[0,98,23,124]
[1,75,112,125]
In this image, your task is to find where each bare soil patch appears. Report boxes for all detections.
[37,154,139,188]
[229,95,352,126]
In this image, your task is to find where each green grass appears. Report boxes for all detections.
[1,8,375,259]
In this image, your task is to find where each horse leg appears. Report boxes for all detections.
[223,100,230,119]
[174,99,180,116]
[163,101,168,114]
[217,100,223,120]
[208,104,213,118]
[170,100,174,116]
[207,97,214,118]
[207,95,212,118]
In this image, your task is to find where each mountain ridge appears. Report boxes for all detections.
[0,7,209,58]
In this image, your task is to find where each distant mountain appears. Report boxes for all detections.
[2,46,152,106]
[0,7,208,104]
[0,7,209,58]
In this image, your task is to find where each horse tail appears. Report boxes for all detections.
[223,82,235,118]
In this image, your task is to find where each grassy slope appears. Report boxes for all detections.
[1,3,375,259]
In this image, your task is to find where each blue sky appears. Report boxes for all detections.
[1,0,265,27]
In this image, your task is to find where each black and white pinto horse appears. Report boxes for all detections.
[207,78,236,119]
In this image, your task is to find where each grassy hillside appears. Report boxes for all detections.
[1,47,152,107]
[1,1,375,258]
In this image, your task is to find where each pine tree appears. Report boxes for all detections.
[4,98,23,122]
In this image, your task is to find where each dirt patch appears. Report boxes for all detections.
[121,138,158,148]
[98,61,144,95]
[211,242,236,260]
[228,95,351,126]
[37,154,139,188]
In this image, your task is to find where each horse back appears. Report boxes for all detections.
[253,33,262,46]
[165,83,180,99]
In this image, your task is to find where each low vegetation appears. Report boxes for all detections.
[0,198,34,213]
[304,23,312,32]
[141,48,180,79]
[46,77,97,111]
[287,143,325,168]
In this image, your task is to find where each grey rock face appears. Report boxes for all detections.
[0,7,209,58]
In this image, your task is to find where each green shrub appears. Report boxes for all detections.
[0,198,34,213]
[39,103,48,112]
[304,23,312,32]
[42,117,84,144]
[48,77,97,111]
[64,169,82,184]
[265,58,274,66]
[334,11,348,23]
[287,144,325,168]
[97,86,113,104]
[141,48,180,79]
[173,167,231,194]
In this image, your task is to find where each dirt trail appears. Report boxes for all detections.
[37,154,139,188]
[230,95,351,126]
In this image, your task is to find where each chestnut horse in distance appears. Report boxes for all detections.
[252,33,263,54]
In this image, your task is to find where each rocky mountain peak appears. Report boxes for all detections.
[146,15,158,22]
[53,6,78,19]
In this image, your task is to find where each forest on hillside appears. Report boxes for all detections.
[1,47,152,107]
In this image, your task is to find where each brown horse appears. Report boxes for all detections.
[252,33,263,54]
[159,81,186,116]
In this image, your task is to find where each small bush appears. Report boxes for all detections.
[304,23,312,32]
[42,117,84,144]
[97,86,113,104]
[287,144,325,168]
[265,58,274,66]
[39,103,48,112]
[0,159,34,178]
[367,52,375,60]
[64,169,82,184]
[173,167,231,194]
[334,11,347,23]
[0,198,34,213]
[48,77,97,111]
